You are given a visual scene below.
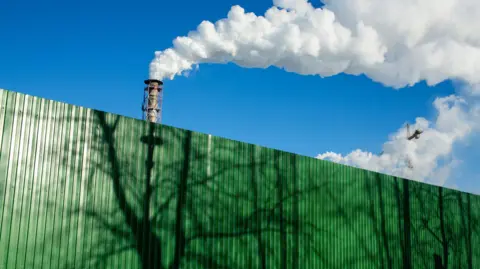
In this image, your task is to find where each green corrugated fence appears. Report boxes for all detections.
[0,88,479,269]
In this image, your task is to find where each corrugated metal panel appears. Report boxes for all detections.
[0,88,479,269]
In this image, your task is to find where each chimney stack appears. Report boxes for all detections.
[143,79,164,123]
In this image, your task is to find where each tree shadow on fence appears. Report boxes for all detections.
[54,110,340,269]
[2,95,479,269]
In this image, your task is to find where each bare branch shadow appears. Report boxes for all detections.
[2,89,480,269]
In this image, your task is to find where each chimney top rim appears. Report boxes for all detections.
[144,79,164,85]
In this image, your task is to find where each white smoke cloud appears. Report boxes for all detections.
[150,0,480,184]
[149,0,480,88]
[317,93,480,184]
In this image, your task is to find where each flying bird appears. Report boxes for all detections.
[404,123,423,169]
[406,123,423,140]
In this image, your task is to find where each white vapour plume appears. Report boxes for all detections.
[150,0,480,88]
[150,0,480,183]
[317,94,480,184]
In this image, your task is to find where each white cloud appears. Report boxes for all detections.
[150,0,480,185]
[317,94,479,185]
[150,0,480,89]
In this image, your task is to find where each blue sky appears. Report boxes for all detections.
[0,0,477,192]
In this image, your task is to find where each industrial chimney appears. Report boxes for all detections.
[143,79,164,123]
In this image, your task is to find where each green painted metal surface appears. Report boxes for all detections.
[0,88,479,269]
